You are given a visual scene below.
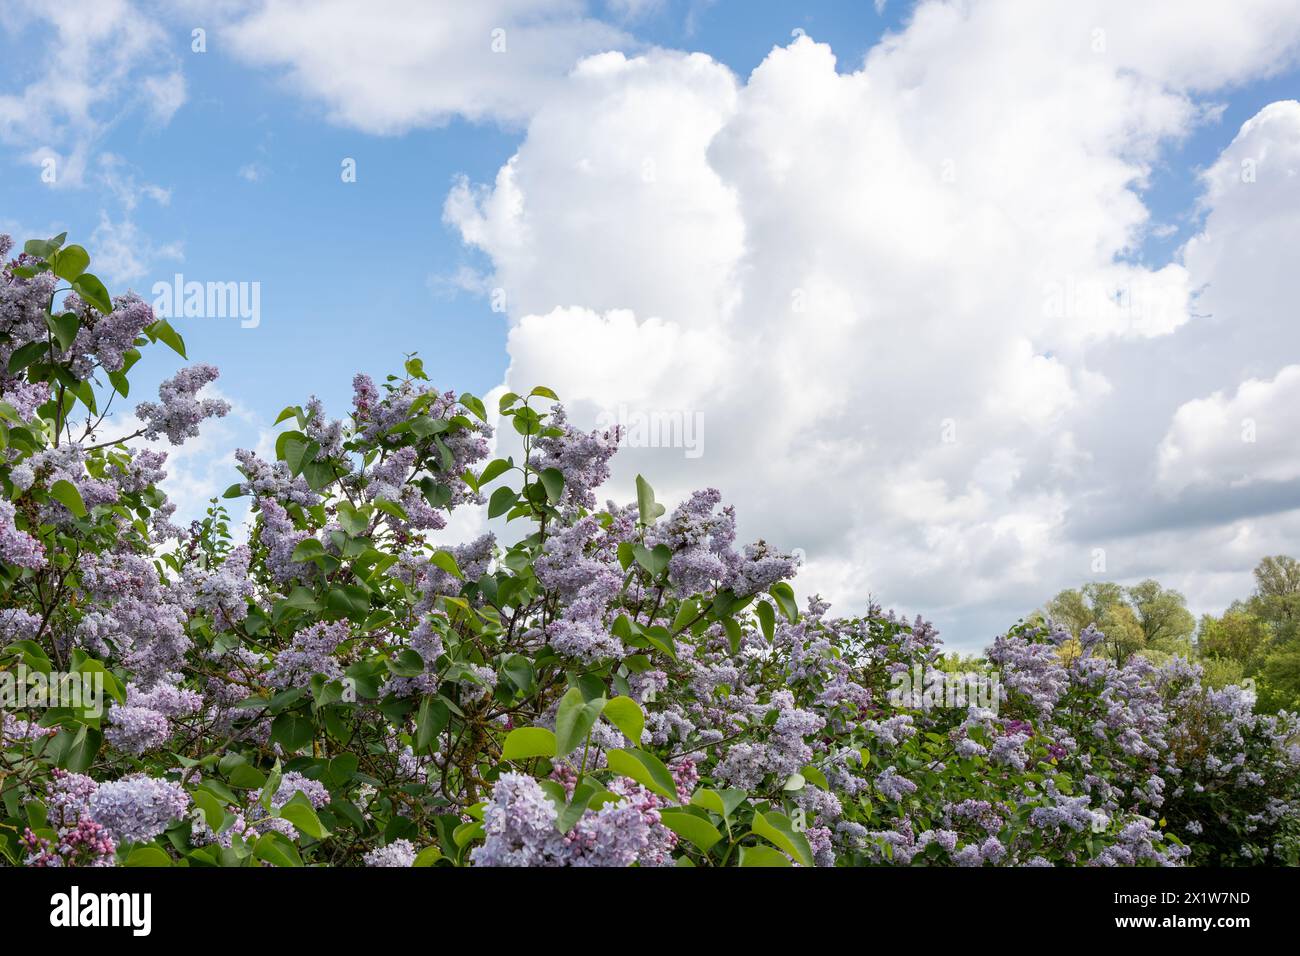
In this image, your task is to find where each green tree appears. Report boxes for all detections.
[1247,555,1300,645]
[1042,580,1191,665]
[1097,601,1146,665]
[1043,582,1125,637]
[1196,607,1270,670]
[1258,644,1300,713]
[1126,579,1195,655]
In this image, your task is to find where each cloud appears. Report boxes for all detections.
[0,0,187,186]
[603,0,665,20]
[89,211,184,287]
[443,2,1300,650]
[222,0,636,132]
[1158,366,1300,491]
[84,154,183,287]
[1150,102,1300,499]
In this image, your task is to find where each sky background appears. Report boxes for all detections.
[2,0,1299,653]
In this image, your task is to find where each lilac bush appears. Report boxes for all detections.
[0,233,1297,868]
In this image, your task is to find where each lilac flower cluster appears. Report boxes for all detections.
[106,682,203,755]
[235,449,319,506]
[527,405,620,511]
[86,775,189,844]
[64,293,155,379]
[22,819,116,867]
[472,772,669,867]
[135,364,230,446]
[364,839,417,867]
[267,620,351,689]
[0,499,45,568]
[183,544,256,629]
[73,551,190,684]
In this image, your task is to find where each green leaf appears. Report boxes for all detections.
[602,696,645,745]
[640,625,678,662]
[71,273,112,314]
[488,486,517,519]
[24,235,63,259]
[801,765,829,790]
[740,845,792,867]
[478,458,512,486]
[68,377,96,415]
[270,713,314,752]
[253,831,302,867]
[672,599,699,633]
[191,789,226,832]
[453,820,485,850]
[226,762,268,790]
[373,499,408,523]
[54,725,102,773]
[755,599,776,641]
[538,467,565,504]
[633,543,670,578]
[458,392,487,422]
[605,748,677,801]
[554,782,598,834]
[147,318,187,357]
[636,474,665,525]
[752,810,814,867]
[325,584,370,619]
[49,479,87,517]
[416,695,449,751]
[283,437,318,476]
[658,809,722,852]
[290,538,325,562]
[420,477,452,509]
[529,386,559,400]
[413,845,443,867]
[723,617,743,655]
[430,550,463,579]
[554,687,605,756]
[409,415,450,439]
[52,244,90,281]
[5,639,51,670]
[769,582,799,622]
[279,794,329,840]
[337,502,368,536]
[387,648,425,677]
[616,541,635,571]
[45,311,80,351]
[499,655,536,695]
[501,726,557,761]
[8,340,48,374]
[690,790,724,815]
[125,846,173,867]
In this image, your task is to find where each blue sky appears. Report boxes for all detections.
[0,1,926,421]
[4,0,1264,418]
[3,1,1299,650]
